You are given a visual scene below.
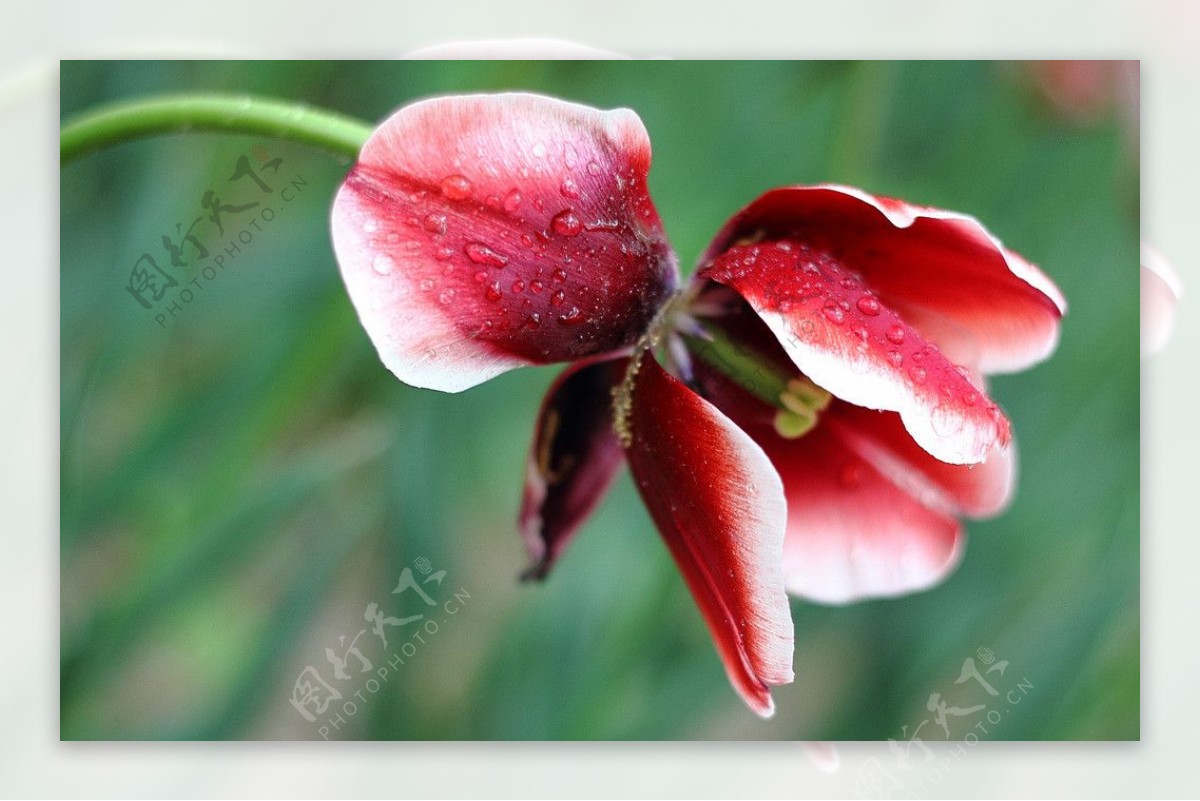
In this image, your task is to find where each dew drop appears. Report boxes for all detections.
[887,350,904,368]
[558,306,584,325]
[387,232,400,244]
[822,302,845,324]
[962,389,980,407]
[440,174,472,200]
[434,247,454,261]
[551,289,566,307]
[438,288,455,305]
[552,268,568,283]
[524,312,542,330]
[419,278,435,292]
[856,295,881,316]
[551,210,583,237]
[529,279,545,294]
[464,242,508,267]
[519,233,534,248]
[931,403,964,436]
[908,365,927,384]
[473,270,487,283]
[363,219,379,233]
[885,324,906,345]
[563,142,580,167]
[503,189,523,213]
[838,462,864,490]
[511,279,526,292]
[372,254,395,275]
[560,177,580,199]
[422,214,447,235]
[486,281,503,302]
[586,160,603,175]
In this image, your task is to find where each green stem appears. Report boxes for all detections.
[682,326,792,409]
[60,93,373,164]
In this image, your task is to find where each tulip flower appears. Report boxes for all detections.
[330,92,1066,717]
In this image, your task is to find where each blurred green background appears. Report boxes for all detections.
[60,61,1138,740]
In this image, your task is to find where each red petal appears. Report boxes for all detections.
[689,359,973,604]
[824,404,1015,519]
[772,424,965,604]
[700,185,1065,375]
[331,93,677,392]
[701,241,1012,465]
[625,354,793,716]
[518,356,626,579]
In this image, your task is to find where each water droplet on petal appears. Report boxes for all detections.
[558,306,584,325]
[438,288,455,305]
[511,279,526,293]
[529,279,545,294]
[440,175,472,200]
[886,324,906,344]
[560,177,580,199]
[932,403,964,436]
[552,268,568,283]
[887,350,904,368]
[908,365,927,384]
[822,302,845,324]
[524,312,542,330]
[486,282,503,302]
[838,462,864,489]
[372,255,394,275]
[550,289,566,306]
[962,389,980,406]
[551,211,583,237]
[464,242,508,267]
[586,160,603,175]
[856,295,881,316]
[363,219,379,233]
[503,189,523,213]
[423,214,447,235]
[419,278,435,292]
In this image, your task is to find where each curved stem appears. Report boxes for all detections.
[60,93,373,164]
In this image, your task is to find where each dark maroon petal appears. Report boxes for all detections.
[331,93,677,392]
[518,355,626,580]
[624,354,793,717]
[701,241,1011,465]
[699,185,1065,375]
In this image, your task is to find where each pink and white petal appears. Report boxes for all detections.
[331,93,677,392]
[771,425,965,605]
[1142,243,1183,357]
[824,403,1015,519]
[701,242,1011,465]
[685,358,966,604]
[625,354,793,717]
[518,356,626,580]
[699,185,1065,375]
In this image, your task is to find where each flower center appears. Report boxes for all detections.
[610,288,832,447]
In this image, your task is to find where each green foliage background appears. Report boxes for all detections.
[60,61,1139,740]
